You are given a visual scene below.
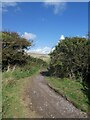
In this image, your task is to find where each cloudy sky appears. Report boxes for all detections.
[2,2,88,54]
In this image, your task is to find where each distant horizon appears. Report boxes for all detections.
[27,51,50,55]
[2,2,88,54]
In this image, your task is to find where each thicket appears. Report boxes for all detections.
[49,37,90,113]
[49,37,90,85]
[1,31,47,72]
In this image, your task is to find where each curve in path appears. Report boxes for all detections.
[26,72,87,118]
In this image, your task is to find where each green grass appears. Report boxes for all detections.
[2,66,40,118]
[0,72,2,120]
[46,77,89,112]
[3,67,39,80]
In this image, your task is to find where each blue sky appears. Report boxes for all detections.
[2,2,88,54]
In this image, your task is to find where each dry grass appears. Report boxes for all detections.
[28,52,50,63]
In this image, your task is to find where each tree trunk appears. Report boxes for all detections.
[12,64,16,72]
[7,64,10,72]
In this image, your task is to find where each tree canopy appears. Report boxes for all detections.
[49,37,90,84]
[2,31,32,70]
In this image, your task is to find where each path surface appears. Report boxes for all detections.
[26,72,87,118]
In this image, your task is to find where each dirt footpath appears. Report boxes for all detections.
[25,72,87,118]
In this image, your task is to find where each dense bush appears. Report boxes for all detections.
[2,31,32,71]
[49,37,90,84]
[26,55,48,67]
[2,31,48,72]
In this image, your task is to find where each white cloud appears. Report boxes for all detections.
[2,2,17,7]
[44,0,88,2]
[1,2,22,12]
[22,32,36,40]
[60,35,65,40]
[44,0,66,15]
[28,47,51,54]
[0,3,2,12]
[82,36,86,38]
[2,2,18,12]
[1,0,88,13]
[51,47,55,52]
[2,0,27,1]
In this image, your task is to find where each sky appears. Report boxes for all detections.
[2,2,88,54]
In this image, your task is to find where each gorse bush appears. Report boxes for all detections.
[49,37,90,84]
[49,37,90,109]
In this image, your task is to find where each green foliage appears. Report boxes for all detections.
[49,37,90,113]
[26,55,48,68]
[2,31,32,71]
[2,64,40,118]
[2,31,48,117]
[3,56,47,80]
[46,77,89,112]
[49,37,90,83]
[2,52,48,117]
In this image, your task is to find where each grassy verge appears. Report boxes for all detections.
[46,77,89,112]
[2,66,40,118]
[0,72,2,120]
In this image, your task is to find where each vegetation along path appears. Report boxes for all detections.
[24,70,87,118]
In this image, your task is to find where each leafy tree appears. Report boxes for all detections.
[2,31,32,71]
[49,37,90,83]
[0,32,2,71]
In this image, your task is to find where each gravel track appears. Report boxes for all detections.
[26,72,87,118]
